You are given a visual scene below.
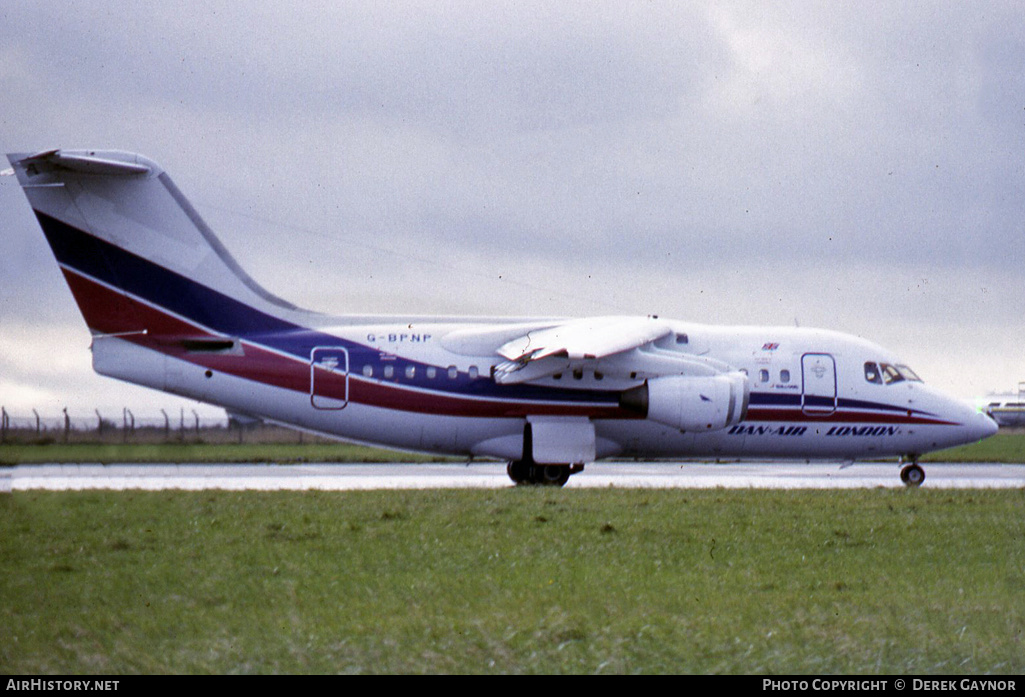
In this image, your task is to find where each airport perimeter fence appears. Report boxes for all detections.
[0,407,329,445]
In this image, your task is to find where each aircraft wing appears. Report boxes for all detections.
[492,316,673,384]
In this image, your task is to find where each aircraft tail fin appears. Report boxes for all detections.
[6,149,299,340]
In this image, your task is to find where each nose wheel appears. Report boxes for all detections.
[899,459,925,487]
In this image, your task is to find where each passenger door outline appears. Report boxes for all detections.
[310,346,349,410]
[801,352,837,416]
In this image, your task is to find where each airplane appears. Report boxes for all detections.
[976,383,1025,428]
[5,148,998,487]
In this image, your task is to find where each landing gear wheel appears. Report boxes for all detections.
[505,461,578,487]
[900,463,925,487]
[507,460,531,485]
[539,464,571,487]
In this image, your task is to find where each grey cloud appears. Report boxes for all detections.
[0,1,1021,411]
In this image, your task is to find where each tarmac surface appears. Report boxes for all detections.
[3,461,1024,491]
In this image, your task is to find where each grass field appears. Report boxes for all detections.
[920,431,1025,463]
[1,430,1022,465]
[0,442,452,465]
[1,488,1022,674]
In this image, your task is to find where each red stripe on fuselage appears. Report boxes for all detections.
[61,267,635,419]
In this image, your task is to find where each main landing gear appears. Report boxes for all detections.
[899,456,925,487]
[506,460,584,487]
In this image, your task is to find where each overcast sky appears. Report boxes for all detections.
[1,1,1022,422]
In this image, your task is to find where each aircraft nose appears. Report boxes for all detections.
[973,411,999,441]
[956,400,999,442]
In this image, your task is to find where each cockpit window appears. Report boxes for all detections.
[897,364,922,382]
[880,363,922,385]
[881,364,903,384]
[866,361,923,385]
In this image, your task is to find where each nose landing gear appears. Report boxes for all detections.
[899,457,925,487]
[506,460,584,487]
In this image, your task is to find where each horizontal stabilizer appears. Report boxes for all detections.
[17,149,151,176]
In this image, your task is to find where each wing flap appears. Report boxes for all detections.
[497,316,672,362]
[493,316,673,384]
[493,355,572,384]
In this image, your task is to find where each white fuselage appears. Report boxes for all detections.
[91,316,994,463]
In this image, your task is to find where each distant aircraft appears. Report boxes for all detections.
[6,149,998,486]
[977,384,1025,428]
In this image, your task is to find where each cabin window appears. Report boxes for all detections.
[594,371,604,381]
[405,365,416,379]
[362,365,373,378]
[426,367,437,379]
[864,362,882,384]
[759,369,769,383]
[780,369,790,383]
[573,368,583,380]
[383,365,394,379]
[468,366,479,380]
[448,366,458,379]
[553,373,563,380]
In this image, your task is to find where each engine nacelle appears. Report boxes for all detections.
[621,373,750,432]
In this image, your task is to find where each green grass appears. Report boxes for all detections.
[922,432,1025,463]
[1,489,1022,674]
[0,442,454,465]
[2,431,1022,465]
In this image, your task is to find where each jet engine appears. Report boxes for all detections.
[620,373,750,432]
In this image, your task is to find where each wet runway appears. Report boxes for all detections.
[2,461,1024,491]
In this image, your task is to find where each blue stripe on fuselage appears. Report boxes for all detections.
[747,390,937,418]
